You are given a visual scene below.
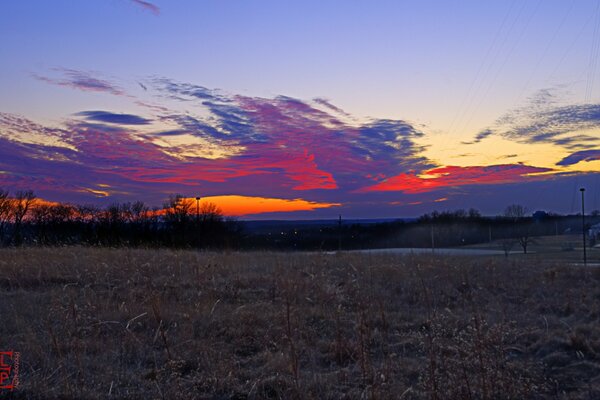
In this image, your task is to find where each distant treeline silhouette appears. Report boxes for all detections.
[0,190,242,248]
[0,188,598,250]
[242,207,599,252]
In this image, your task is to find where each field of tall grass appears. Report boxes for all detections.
[1,247,599,399]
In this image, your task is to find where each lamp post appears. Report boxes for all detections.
[338,214,342,251]
[581,188,587,267]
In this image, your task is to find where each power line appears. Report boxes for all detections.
[548,10,595,82]
[458,0,542,137]
[513,0,575,105]
[452,1,527,138]
[446,0,517,137]
[585,0,600,102]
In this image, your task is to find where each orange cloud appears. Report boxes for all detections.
[193,195,341,216]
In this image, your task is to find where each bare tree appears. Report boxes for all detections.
[163,195,194,246]
[131,201,150,222]
[12,190,36,245]
[517,235,535,254]
[164,195,193,224]
[200,201,223,223]
[504,204,533,254]
[500,238,516,258]
[0,189,10,242]
[32,203,52,244]
[32,203,74,244]
[504,204,527,219]
[74,204,101,244]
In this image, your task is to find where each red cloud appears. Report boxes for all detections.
[359,164,553,193]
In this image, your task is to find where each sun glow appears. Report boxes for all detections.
[192,195,341,216]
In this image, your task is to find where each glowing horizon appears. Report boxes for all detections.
[186,195,341,217]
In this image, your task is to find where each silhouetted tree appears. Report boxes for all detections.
[503,204,533,254]
[0,189,11,244]
[129,201,154,245]
[504,204,527,219]
[197,201,225,247]
[32,203,74,244]
[200,202,223,223]
[163,195,194,246]
[12,190,36,245]
[73,204,101,244]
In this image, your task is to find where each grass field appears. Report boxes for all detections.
[464,234,600,264]
[1,247,600,399]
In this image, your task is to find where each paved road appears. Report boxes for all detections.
[344,248,518,256]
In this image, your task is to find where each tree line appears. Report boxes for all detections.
[0,190,242,248]
[0,188,597,250]
[244,205,599,252]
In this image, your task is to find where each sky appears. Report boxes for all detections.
[1,0,600,219]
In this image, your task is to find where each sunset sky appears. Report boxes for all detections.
[1,0,600,218]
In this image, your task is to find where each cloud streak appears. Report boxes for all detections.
[76,111,152,125]
[359,164,553,194]
[34,69,125,96]
[130,0,160,15]
[556,149,600,166]
[465,87,600,150]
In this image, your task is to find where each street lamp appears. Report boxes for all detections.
[580,188,587,267]
[338,214,342,251]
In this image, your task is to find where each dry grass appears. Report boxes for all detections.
[1,247,600,399]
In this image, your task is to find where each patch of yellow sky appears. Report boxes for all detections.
[150,133,245,160]
[419,133,600,175]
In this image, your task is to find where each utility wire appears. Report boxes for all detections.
[458,0,542,137]
[514,0,575,106]
[452,1,527,138]
[585,0,600,102]
[447,0,516,137]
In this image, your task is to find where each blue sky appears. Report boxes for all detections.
[0,0,599,217]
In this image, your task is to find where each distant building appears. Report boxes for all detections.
[532,210,549,221]
[590,223,600,242]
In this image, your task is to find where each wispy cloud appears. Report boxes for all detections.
[34,69,125,96]
[465,87,600,149]
[462,129,493,145]
[556,149,600,166]
[359,164,553,194]
[130,0,160,15]
[76,111,152,125]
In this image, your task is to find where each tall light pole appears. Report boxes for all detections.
[338,214,342,251]
[581,188,587,267]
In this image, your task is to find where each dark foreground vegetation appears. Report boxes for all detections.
[2,248,600,399]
